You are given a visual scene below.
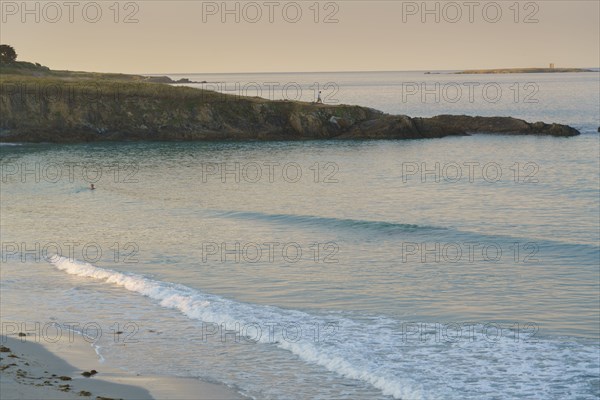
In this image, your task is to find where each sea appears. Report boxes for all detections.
[1,70,599,399]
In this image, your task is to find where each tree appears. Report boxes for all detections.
[0,45,17,63]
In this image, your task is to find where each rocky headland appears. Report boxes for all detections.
[0,63,580,142]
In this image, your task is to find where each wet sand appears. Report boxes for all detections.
[0,334,244,400]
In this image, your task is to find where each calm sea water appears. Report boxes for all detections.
[1,71,599,399]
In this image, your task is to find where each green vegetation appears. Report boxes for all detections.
[0,60,146,80]
[0,74,224,101]
[0,44,17,63]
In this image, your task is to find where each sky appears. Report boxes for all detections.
[1,1,599,74]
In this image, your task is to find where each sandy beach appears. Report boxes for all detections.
[0,332,244,400]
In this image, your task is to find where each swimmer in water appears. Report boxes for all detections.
[90,184,95,190]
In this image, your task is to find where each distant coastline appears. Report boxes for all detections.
[455,67,592,74]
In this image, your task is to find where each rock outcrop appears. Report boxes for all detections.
[0,77,580,142]
[340,114,579,139]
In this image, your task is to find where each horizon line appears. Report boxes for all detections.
[137,66,599,76]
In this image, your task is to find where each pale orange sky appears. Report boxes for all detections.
[1,1,598,73]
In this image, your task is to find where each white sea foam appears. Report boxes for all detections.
[49,255,427,399]
[49,256,599,399]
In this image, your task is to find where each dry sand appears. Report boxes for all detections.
[0,333,244,400]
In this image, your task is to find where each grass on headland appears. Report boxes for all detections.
[0,70,237,105]
[0,60,147,81]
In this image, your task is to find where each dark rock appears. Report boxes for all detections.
[58,376,72,381]
[0,346,10,352]
[79,391,92,397]
[18,332,26,337]
[414,115,580,137]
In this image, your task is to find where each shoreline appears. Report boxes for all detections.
[1,333,245,400]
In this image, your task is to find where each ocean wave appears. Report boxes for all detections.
[209,209,600,255]
[49,255,599,399]
[210,210,445,234]
[48,255,427,400]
